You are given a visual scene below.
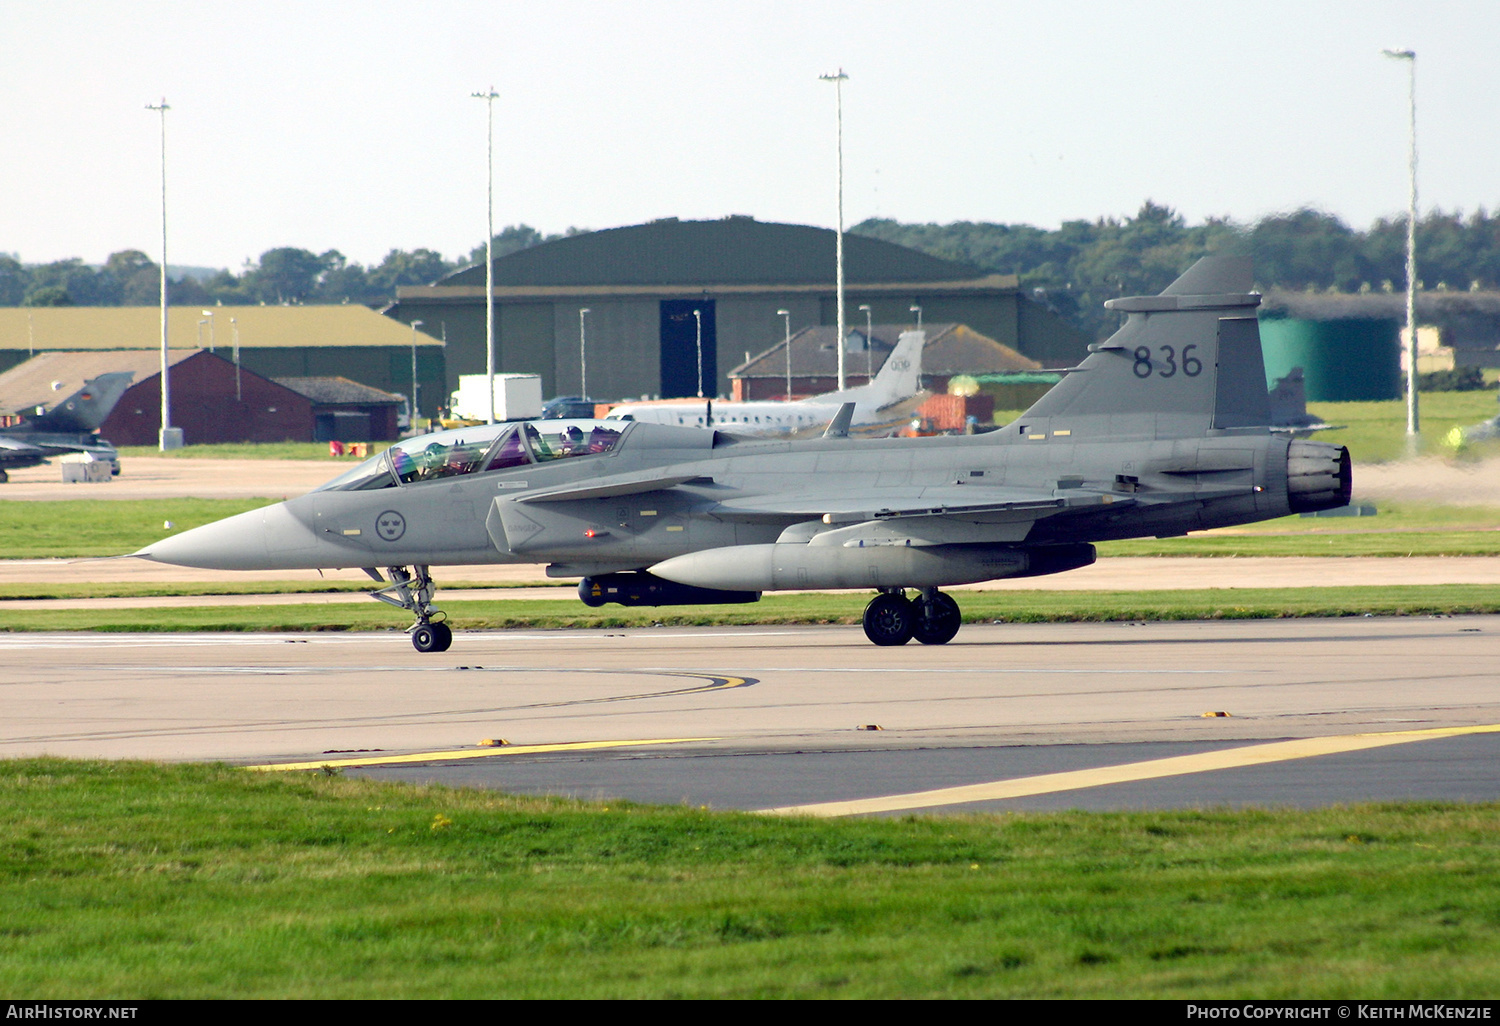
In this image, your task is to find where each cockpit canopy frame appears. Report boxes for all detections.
[314,419,630,493]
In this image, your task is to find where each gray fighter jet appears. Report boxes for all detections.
[0,372,132,481]
[137,256,1351,651]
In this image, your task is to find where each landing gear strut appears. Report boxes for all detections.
[861,589,962,646]
[369,565,452,653]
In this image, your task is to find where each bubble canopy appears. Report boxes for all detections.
[313,420,628,492]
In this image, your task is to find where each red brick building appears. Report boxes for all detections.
[96,351,314,445]
[0,350,408,445]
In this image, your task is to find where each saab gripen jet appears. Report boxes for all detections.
[137,256,1352,652]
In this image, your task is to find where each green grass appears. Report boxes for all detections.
[1001,393,1500,464]
[939,394,1500,477]
[5,496,1498,561]
[1294,391,1499,464]
[1099,500,1500,557]
[1,759,1497,998]
[3,585,1498,633]
[0,579,560,601]
[114,442,390,460]
[0,499,275,559]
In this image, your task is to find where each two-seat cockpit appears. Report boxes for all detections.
[315,419,629,493]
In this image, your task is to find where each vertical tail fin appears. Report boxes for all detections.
[1018,256,1269,438]
[822,329,924,407]
[28,372,136,433]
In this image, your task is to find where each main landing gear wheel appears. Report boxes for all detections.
[411,621,453,653]
[863,593,915,646]
[912,591,962,646]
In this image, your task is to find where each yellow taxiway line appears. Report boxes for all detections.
[760,723,1500,818]
[248,737,720,772]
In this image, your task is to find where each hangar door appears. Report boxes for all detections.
[659,299,716,399]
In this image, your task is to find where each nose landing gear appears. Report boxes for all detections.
[368,565,453,653]
[861,588,963,646]
[410,620,453,654]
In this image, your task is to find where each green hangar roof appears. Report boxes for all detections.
[440,216,986,288]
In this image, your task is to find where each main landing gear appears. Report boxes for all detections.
[368,565,452,653]
[862,588,963,647]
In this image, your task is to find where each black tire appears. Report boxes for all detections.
[912,592,962,645]
[412,623,446,653]
[863,593,915,646]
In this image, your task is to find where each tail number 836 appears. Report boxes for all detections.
[1133,344,1203,379]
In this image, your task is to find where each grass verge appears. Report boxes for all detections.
[1301,392,1500,464]
[1000,392,1500,464]
[0,499,275,559]
[5,498,1499,560]
[113,442,389,460]
[1,759,1497,998]
[0,579,562,601]
[3,585,1498,633]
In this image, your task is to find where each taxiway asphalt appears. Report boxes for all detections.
[3,617,1497,814]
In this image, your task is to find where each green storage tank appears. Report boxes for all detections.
[1258,316,1401,401]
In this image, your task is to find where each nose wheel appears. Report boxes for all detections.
[367,565,453,653]
[411,621,453,653]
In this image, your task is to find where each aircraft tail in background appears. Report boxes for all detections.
[823,329,924,409]
[25,372,135,433]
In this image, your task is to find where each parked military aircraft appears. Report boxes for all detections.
[602,328,925,435]
[0,372,132,481]
[1267,366,1343,437]
[137,256,1351,651]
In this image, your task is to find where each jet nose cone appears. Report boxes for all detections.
[135,502,311,571]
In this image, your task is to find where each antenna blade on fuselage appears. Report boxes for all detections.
[823,402,856,438]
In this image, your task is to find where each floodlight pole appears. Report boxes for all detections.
[201,309,215,353]
[859,303,873,382]
[410,319,424,422]
[777,309,791,400]
[230,317,240,401]
[693,308,704,399]
[820,69,849,391]
[1384,48,1419,439]
[579,308,590,399]
[473,87,500,424]
[146,98,173,450]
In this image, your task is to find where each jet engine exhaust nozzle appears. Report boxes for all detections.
[1286,440,1353,514]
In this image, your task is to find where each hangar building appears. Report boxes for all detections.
[386,217,1090,404]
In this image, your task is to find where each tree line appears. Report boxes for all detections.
[852,202,1500,338]
[8,204,1500,339]
[0,225,579,311]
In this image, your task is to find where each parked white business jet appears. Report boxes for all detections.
[603,330,924,435]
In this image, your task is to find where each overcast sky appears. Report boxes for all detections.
[4,1,1495,270]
